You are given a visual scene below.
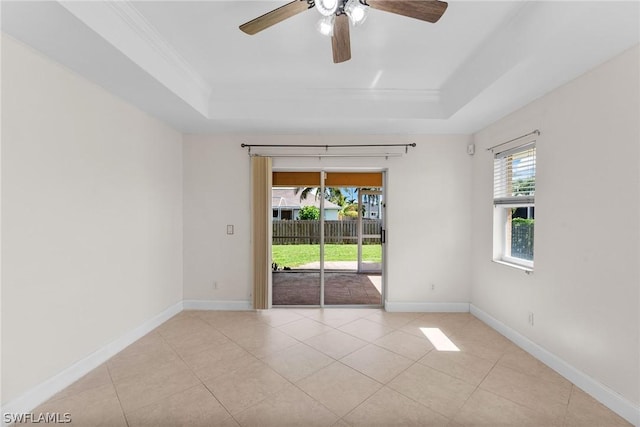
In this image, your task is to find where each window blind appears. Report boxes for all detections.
[493,142,536,205]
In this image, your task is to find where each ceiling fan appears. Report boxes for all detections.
[239,0,448,64]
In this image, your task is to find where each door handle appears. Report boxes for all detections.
[381,228,386,244]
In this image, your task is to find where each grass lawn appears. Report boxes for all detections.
[272,244,381,268]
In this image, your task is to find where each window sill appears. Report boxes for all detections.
[492,259,534,274]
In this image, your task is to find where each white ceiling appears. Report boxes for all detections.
[2,1,639,134]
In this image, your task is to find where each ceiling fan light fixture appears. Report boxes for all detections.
[344,0,368,26]
[238,0,449,64]
[316,15,335,36]
[316,0,339,16]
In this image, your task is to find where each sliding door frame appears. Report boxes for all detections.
[357,189,384,274]
[319,171,325,306]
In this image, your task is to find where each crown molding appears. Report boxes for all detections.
[106,1,211,95]
[211,88,441,103]
[209,88,444,120]
[58,0,212,117]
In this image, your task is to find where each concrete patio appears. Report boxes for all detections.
[272,272,382,305]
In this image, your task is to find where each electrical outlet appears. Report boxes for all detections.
[528,312,535,326]
[431,283,436,291]
[213,281,218,290]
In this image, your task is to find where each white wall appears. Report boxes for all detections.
[183,134,472,306]
[182,135,252,303]
[470,45,640,407]
[1,36,183,404]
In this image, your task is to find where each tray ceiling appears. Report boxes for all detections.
[2,1,638,134]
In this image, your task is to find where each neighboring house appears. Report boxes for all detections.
[362,194,383,220]
[272,188,340,220]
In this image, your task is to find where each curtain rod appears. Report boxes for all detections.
[486,130,540,152]
[241,142,416,155]
[241,143,416,148]
[250,153,403,159]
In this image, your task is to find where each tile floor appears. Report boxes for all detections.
[26,309,631,426]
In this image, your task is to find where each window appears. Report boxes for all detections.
[493,141,536,269]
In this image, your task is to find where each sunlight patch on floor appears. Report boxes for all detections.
[420,327,460,351]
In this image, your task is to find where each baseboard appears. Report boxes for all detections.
[470,304,640,427]
[384,301,470,313]
[1,301,183,426]
[182,299,253,311]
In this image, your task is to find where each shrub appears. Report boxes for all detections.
[512,217,534,225]
[298,205,320,220]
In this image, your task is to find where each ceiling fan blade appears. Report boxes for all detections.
[240,0,312,35]
[331,14,351,63]
[366,0,448,23]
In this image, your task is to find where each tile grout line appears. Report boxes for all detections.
[445,346,505,424]
[170,315,290,425]
[157,320,247,425]
[333,315,504,423]
[105,361,131,427]
[380,357,458,423]
[562,384,575,426]
[483,353,575,420]
[199,382,244,426]
[194,310,343,422]
[254,314,390,424]
[470,351,570,424]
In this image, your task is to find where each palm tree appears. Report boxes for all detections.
[294,187,346,207]
[295,187,382,219]
[343,188,357,204]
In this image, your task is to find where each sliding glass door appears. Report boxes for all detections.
[271,171,384,307]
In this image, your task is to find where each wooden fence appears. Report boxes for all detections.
[273,220,382,245]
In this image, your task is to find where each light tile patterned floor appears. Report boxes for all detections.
[25,309,631,426]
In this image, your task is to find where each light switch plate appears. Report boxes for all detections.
[226,225,234,235]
